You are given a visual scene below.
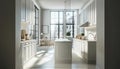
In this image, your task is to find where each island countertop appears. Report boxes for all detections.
[55,38,72,42]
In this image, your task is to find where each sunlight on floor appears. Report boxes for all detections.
[23,46,96,69]
[36,53,53,65]
[24,47,54,69]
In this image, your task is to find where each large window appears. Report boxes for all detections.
[50,11,76,40]
[30,6,39,44]
[35,6,39,44]
[50,12,63,40]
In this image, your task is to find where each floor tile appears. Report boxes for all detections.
[24,46,96,69]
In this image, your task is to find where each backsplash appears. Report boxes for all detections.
[85,28,96,41]
[87,31,96,40]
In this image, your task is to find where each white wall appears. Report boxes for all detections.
[16,0,22,69]
[42,9,51,39]
[0,0,22,69]
[96,0,104,69]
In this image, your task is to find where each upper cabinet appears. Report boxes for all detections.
[21,0,26,22]
[79,0,96,27]
[21,0,35,23]
[30,0,34,24]
[26,0,30,22]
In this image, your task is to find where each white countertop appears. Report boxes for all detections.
[55,38,72,42]
[21,39,36,43]
[74,38,96,42]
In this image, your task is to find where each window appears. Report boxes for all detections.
[35,6,39,44]
[50,11,76,40]
[30,6,39,44]
[51,12,58,24]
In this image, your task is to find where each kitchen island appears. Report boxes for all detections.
[55,39,72,63]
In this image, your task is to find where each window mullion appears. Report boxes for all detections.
[58,11,60,38]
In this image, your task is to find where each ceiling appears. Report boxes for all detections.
[38,0,90,9]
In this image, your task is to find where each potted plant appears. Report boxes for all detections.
[81,33,85,40]
[66,31,72,40]
[66,31,71,36]
[81,33,84,36]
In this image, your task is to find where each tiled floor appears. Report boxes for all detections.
[24,46,96,69]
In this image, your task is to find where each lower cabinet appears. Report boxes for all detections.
[55,39,72,63]
[21,40,37,65]
[73,39,96,64]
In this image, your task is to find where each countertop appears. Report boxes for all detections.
[74,38,96,42]
[55,38,72,42]
[21,39,36,43]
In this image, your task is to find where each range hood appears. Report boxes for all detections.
[80,21,90,27]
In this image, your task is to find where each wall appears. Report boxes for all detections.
[96,0,104,69]
[16,0,23,69]
[41,9,51,39]
[0,0,22,69]
[105,0,120,69]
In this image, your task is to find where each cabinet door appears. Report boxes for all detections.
[84,41,88,59]
[79,40,82,58]
[21,0,26,22]
[26,0,30,22]
[81,41,84,59]
[31,1,35,24]
[90,1,96,26]
[87,4,91,24]
[92,1,96,25]
[29,0,33,24]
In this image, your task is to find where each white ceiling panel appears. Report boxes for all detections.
[38,0,89,9]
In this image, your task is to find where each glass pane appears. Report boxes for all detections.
[59,12,63,18]
[59,19,63,24]
[66,12,73,23]
[50,25,58,40]
[51,12,58,24]
[59,12,63,24]
[74,11,77,24]
[51,12,58,19]
[59,25,64,38]
[51,19,58,24]
[66,25,73,37]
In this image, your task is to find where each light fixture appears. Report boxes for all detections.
[64,0,71,11]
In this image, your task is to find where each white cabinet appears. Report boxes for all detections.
[21,0,35,22]
[80,0,96,26]
[21,40,37,65]
[21,0,26,21]
[73,39,96,64]
[81,40,88,59]
[90,1,96,25]
[55,39,72,63]
[30,0,34,24]
[73,39,82,58]
[26,0,31,22]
